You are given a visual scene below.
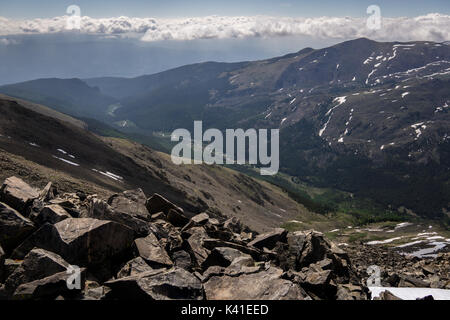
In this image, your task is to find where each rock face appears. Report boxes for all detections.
[87,198,151,237]
[52,218,135,266]
[0,177,39,212]
[133,233,173,268]
[0,202,35,253]
[31,204,71,225]
[204,266,308,300]
[4,248,69,295]
[146,193,183,216]
[0,176,370,300]
[105,268,203,300]
[248,228,288,250]
[107,189,150,220]
[13,268,86,300]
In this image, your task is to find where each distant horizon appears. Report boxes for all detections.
[0,1,449,84]
[1,36,448,86]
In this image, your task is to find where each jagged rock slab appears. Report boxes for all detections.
[117,257,153,279]
[4,248,69,295]
[146,193,184,215]
[204,266,309,300]
[202,247,252,269]
[105,268,203,300]
[11,218,134,267]
[133,232,173,268]
[107,189,150,220]
[87,197,151,237]
[13,268,86,300]
[31,204,71,225]
[248,228,287,250]
[0,177,39,213]
[0,202,35,252]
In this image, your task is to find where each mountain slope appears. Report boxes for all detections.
[0,95,326,232]
[0,78,116,119]
[2,38,449,219]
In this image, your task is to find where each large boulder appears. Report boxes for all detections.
[202,247,252,269]
[166,209,189,228]
[336,284,368,300]
[10,218,134,268]
[107,189,150,220]
[204,266,309,300]
[38,182,58,202]
[248,228,287,250]
[146,193,183,216]
[13,268,86,300]
[0,177,39,213]
[133,232,173,268]
[291,263,336,299]
[30,204,71,225]
[186,227,211,267]
[282,230,351,278]
[53,218,135,266]
[4,248,69,295]
[0,202,35,253]
[172,250,192,270]
[87,198,151,237]
[105,268,203,300]
[117,257,153,279]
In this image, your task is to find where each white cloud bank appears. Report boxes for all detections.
[0,14,449,42]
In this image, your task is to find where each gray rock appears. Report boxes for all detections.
[146,193,183,215]
[107,188,150,220]
[134,233,173,268]
[105,268,203,300]
[5,248,69,295]
[202,247,252,269]
[38,182,57,202]
[0,202,35,253]
[3,259,22,280]
[224,217,245,234]
[186,227,211,267]
[117,257,153,279]
[31,204,71,225]
[11,218,134,268]
[166,209,189,227]
[204,266,308,300]
[87,198,151,237]
[13,268,86,300]
[336,284,367,300]
[172,250,192,270]
[0,177,39,213]
[248,228,287,250]
[398,275,430,288]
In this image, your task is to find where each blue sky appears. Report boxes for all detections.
[1,0,449,19]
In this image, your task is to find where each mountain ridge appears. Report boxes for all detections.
[1,38,449,220]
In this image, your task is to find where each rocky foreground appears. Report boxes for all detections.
[0,176,444,300]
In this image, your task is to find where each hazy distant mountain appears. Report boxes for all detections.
[2,38,450,219]
[0,78,116,119]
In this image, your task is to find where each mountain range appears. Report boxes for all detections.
[1,38,449,222]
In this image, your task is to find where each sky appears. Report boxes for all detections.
[1,0,449,19]
[0,1,449,84]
